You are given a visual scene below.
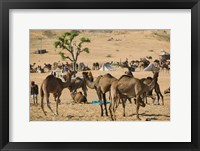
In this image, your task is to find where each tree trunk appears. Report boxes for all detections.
[73,60,77,77]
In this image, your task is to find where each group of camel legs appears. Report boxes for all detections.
[40,69,164,120]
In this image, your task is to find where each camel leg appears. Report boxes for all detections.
[161,93,164,105]
[156,85,164,105]
[55,92,62,115]
[55,99,59,116]
[97,90,103,116]
[128,98,132,104]
[109,102,115,121]
[41,95,46,116]
[122,98,126,117]
[143,92,148,104]
[53,93,57,102]
[109,95,118,121]
[82,85,87,98]
[109,103,113,120]
[102,93,108,116]
[155,91,160,105]
[135,96,141,120]
[114,97,120,111]
[112,99,117,120]
[46,93,54,114]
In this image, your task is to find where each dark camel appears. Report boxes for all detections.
[40,71,74,115]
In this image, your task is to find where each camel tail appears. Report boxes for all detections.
[40,84,44,98]
[40,83,46,116]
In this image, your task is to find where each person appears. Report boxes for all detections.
[30,81,38,105]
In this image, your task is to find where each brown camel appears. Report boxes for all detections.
[70,91,87,104]
[125,70,163,105]
[142,76,164,105]
[82,72,117,116]
[40,71,74,115]
[109,72,158,121]
[30,63,37,73]
[43,63,52,72]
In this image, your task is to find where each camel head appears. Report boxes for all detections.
[82,72,88,77]
[124,70,133,77]
[69,70,77,74]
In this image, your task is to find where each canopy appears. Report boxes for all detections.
[144,63,159,72]
[99,63,114,71]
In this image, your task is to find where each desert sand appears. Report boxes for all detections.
[30,30,170,121]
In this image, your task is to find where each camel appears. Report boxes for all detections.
[70,91,87,104]
[43,63,52,72]
[138,58,150,70]
[35,65,44,73]
[30,63,36,73]
[82,72,117,116]
[68,77,88,98]
[142,77,164,105]
[92,62,100,70]
[30,63,36,69]
[40,71,74,115]
[109,72,159,121]
[164,87,170,94]
[125,69,163,105]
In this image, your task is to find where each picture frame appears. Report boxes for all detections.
[0,0,199,150]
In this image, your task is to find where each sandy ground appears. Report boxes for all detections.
[30,30,170,121]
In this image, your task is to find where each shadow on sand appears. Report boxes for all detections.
[129,113,170,121]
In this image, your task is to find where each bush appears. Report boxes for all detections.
[106,54,112,58]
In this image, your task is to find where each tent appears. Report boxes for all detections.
[159,50,170,60]
[34,49,47,54]
[144,63,159,72]
[99,63,114,71]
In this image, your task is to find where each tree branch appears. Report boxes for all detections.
[66,56,73,62]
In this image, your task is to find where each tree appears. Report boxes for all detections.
[54,31,90,74]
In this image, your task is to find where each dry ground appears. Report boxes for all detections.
[30,30,170,121]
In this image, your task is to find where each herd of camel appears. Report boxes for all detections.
[30,55,170,74]
[39,68,170,121]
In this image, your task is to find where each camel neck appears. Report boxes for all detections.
[62,81,70,88]
[84,76,95,89]
[147,77,157,91]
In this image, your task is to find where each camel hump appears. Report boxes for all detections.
[45,75,55,80]
[118,75,132,81]
[105,73,113,78]
[76,77,83,81]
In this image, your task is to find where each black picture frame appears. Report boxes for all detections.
[0,0,199,151]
